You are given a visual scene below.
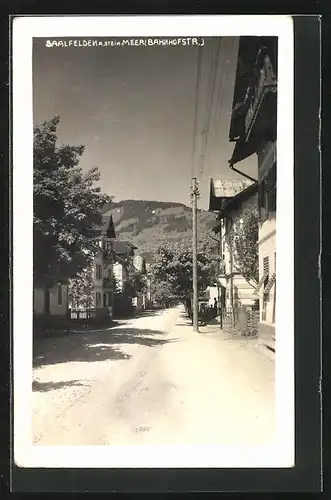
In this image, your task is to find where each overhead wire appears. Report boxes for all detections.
[204,39,229,168]
[204,37,234,172]
[190,42,203,182]
[198,37,221,182]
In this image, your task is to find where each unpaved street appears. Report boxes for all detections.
[33,306,275,446]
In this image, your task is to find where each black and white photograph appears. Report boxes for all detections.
[13,15,294,469]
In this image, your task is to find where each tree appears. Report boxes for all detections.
[68,267,94,309]
[33,116,112,311]
[151,233,218,304]
[123,267,147,299]
[228,206,259,288]
[151,279,177,308]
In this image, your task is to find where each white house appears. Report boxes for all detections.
[209,178,258,312]
[227,36,277,354]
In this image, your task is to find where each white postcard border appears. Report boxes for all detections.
[12,14,294,469]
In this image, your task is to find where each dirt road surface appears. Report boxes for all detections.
[33,305,275,446]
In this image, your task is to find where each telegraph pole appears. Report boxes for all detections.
[191,177,199,332]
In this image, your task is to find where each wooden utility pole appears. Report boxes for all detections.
[191,177,199,332]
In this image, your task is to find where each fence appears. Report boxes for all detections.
[69,308,98,320]
[221,305,259,336]
[221,307,239,327]
[68,307,110,322]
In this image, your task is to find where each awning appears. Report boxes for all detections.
[264,273,276,295]
[254,271,268,294]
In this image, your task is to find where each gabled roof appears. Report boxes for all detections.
[93,214,116,239]
[217,181,258,219]
[209,178,254,211]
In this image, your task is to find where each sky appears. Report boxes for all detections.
[33,36,257,210]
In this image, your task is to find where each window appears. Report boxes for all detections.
[96,292,101,307]
[57,284,63,306]
[96,264,102,280]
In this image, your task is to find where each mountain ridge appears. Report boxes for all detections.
[102,199,217,262]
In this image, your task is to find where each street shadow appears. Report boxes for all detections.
[32,379,90,393]
[133,309,163,318]
[33,327,177,368]
[109,327,179,347]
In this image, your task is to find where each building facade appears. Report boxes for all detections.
[93,214,117,314]
[228,36,277,354]
[209,178,258,312]
[34,283,69,317]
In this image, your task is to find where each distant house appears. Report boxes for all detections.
[228,36,277,354]
[145,262,154,308]
[112,240,137,291]
[92,213,116,311]
[209,178,258,310]
[132,254,147,310]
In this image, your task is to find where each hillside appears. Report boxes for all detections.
[102,199,217,262]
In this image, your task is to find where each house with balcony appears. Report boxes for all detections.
[112,240,138,288]
[132,254,147,310]
[92,212,144,316]
[93,213,116,314]
[34,215,116,322]
[228,36,277,354]
[209,178,258,312]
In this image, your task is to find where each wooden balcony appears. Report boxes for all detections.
[244,55,277,141]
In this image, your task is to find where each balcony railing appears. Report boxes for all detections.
[244,55,277,140]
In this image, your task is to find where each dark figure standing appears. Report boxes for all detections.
[213,298,218,318]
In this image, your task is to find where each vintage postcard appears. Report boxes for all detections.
[12,15,294,469]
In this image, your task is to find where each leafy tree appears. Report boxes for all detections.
[68,267,94,309]
[150,279,177,308]
[33,116,112,311]
[123,267,147,299]
[228,206,259,287]
[151,233,218,303]
[103,275,121,297]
